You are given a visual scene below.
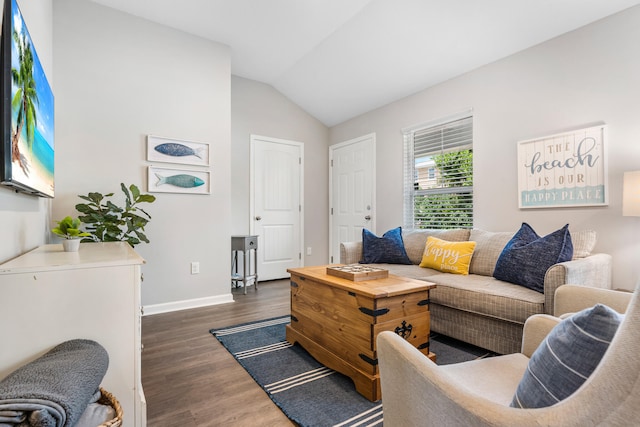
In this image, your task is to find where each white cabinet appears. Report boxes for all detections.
[0,242,146,426]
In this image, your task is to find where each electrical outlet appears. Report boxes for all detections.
[306,247,312,256]
[191,261,200,274]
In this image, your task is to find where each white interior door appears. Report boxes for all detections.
[329,134,375,263]
[251,135,304,280]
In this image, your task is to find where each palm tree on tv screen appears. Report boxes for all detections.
[10,29,39,174]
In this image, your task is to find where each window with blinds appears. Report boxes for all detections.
[403,114,473,229]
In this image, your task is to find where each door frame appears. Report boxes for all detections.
[250,134,305,274]
[329,133,376,263]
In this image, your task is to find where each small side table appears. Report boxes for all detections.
[231,235,258,294]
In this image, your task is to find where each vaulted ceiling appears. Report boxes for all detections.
[89,0,640,126]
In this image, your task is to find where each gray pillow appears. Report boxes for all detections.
[468,229,513,275]
[571,229,597,259]
[511,304,622,408]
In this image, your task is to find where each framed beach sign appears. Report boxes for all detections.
[517,125,608,209]
[0,0,55,198]
[147,135,210,167]
[148,166,210,195]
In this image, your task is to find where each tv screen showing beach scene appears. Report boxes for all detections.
[0,0,54,198]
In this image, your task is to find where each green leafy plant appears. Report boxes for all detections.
[52,216,91,240]
[75,183,156,247]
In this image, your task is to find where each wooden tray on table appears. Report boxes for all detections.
[326,264,389,281]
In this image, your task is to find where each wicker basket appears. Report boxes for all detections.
[97,388,123,427]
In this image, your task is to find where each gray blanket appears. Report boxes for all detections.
[0,339,109,427]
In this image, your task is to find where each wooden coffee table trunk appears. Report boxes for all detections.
[285,265,436,402]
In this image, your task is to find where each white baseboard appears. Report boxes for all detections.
[143,293,234,316]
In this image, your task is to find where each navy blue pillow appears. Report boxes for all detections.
[361,227,412,264]
[511,304,622,408]
[493,223,573,293]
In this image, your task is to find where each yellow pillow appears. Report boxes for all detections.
[419,236,477,275]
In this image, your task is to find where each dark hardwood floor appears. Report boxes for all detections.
[141,279,296,426]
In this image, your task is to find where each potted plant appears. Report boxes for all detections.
[52,216,91,252]
[75,183,156,247]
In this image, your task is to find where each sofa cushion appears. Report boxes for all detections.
[467,228,595,275]
[571,229,597,259]
[468,230,514,276]
[361,227,412,264]
[440,353,530,406]
[428,273,545,324]
[370,263,442,281]
[419,237,477,275]
[511,304,622,408]
[402,229,471,265]
[493,223,573,293]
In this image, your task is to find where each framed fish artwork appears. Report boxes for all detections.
[148,166,210,194]
[147,135,210,167]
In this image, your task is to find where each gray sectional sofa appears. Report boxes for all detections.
[340,228,612,354]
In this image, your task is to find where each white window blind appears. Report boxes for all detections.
[403,114,473,229]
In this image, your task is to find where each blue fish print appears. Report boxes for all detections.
[155,173,205,188]
[154,143,204,159]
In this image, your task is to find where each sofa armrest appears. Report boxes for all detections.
[521,314,561,358]
[543,253,612,314]
[554,284,632,317]
[340,241,362,265]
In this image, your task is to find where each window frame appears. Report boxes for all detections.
[402,110,474,230]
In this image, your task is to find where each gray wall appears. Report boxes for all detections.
[1,0,331,313]
[330,6,640,290]
[0,0,53,263]
[53,0,232,310]
[231,76,330,267]
[3,1,638,312]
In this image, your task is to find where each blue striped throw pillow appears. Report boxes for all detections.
[511,304,622,408]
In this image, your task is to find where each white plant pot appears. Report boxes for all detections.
[62,239,81,252]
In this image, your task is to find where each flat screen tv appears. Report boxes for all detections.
[0,0,54,197]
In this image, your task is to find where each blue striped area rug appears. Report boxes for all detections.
[211,316,382,426]
[210,316,495,427]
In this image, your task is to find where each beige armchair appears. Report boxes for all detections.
[377,285,638,426]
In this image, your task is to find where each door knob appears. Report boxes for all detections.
[365,215,371,220]
[255,216,262,221]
